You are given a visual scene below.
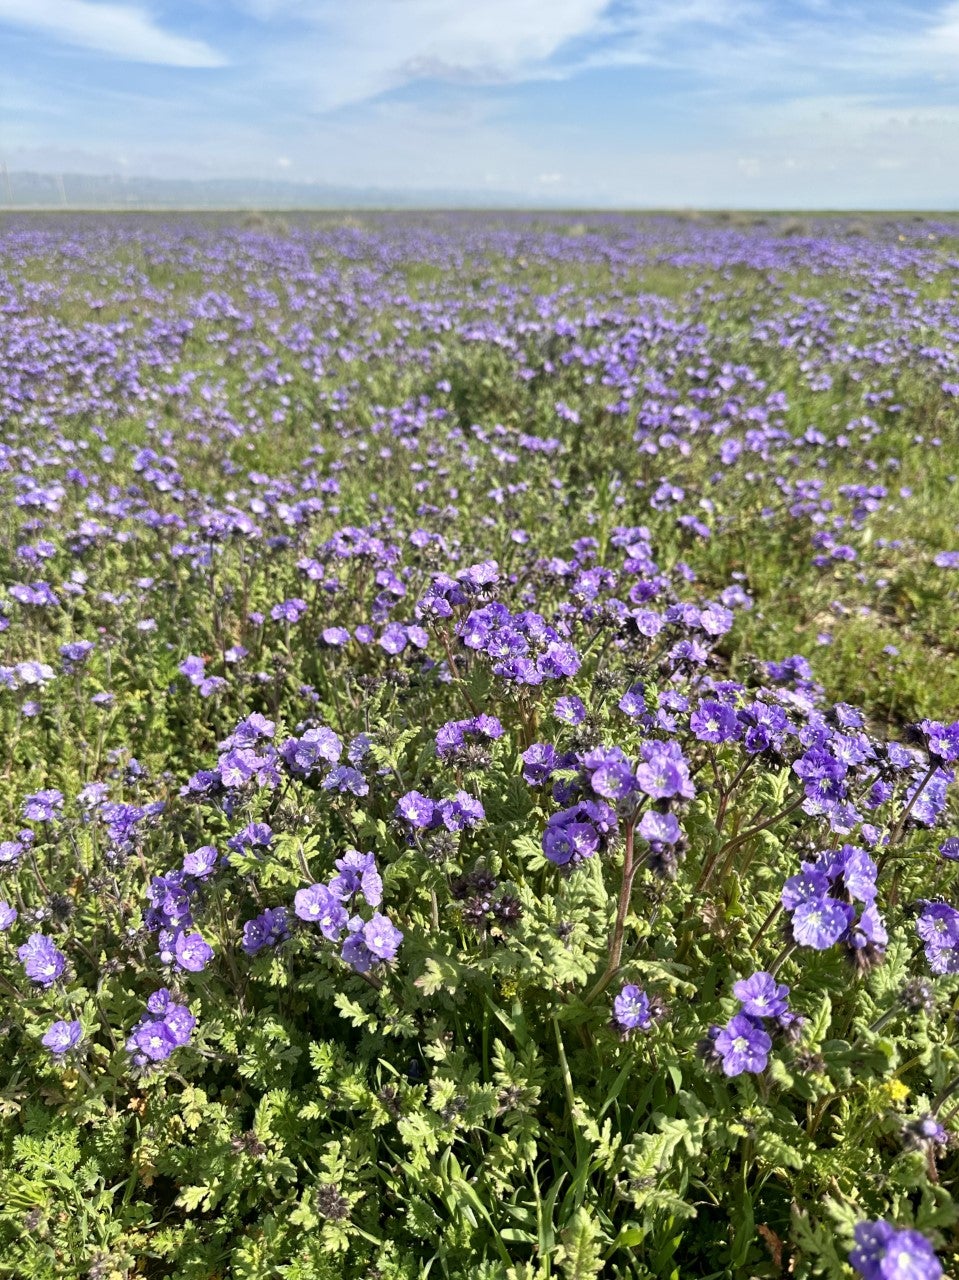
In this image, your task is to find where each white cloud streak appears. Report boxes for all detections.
[0,0,226,66]
[252,0,611,108]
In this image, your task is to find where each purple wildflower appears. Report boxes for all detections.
[396,790,436,828]
[613,983,652,1032]
[690,700,741,744]
[553,695,586,725]
[732,972,790,1020]
[328,850,383,907]
[42,1020,83,1055]
[294,884,348,940]
[183,845,219,879]
[713,1014,772,1076]
[849,1220,942,1280]
[791,897,855,950]
[241,906,290,956]
[637,810,681,844]
[18,934,66,986]
[362,912,403,961]
[522,743,558,785]
[22,789,64,823]
[173,930,214,973]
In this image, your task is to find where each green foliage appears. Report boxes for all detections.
[1,215,959,1280]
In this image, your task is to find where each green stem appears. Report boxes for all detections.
[585,819,637,1003]
[877,761,940,876]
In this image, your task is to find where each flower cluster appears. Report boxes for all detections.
[915,901,959,974]
[782,845,886,961]
[279,724,342,777]
[458,602,581,685]
[241,906,290,957]
[395,789,485,833]
[435,714,504,762]
[707,972,793,1077]
[126,990,196,1066]
[18,934,66,987]
[293,851,402,972]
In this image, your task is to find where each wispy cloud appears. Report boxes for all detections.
[249,0,611,108]
[572,0,959,93]
[244,0,959,117]
[0,0,226,66]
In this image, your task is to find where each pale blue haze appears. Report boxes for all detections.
[2,0,958,205]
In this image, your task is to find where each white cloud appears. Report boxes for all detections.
[254,0,610,109]
[228,0,959,128]
[554,0,959,97]
[0,0,226,66]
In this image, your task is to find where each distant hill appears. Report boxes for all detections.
[0,169,544,210]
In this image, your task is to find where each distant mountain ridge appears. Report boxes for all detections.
[0,169,545,209]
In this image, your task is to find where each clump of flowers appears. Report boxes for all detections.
[705,972,794,1077]
[782,845,886,962]
[241,906,290,956]
[293,850,402,972]
[126,990,196,1066]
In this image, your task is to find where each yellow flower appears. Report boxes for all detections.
[883,1079,910,1105]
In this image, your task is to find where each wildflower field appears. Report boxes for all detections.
[3,210,959,1280]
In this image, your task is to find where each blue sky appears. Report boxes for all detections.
[2,0,959,205]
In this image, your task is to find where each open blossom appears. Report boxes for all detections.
[179,655,206,686]
[553,695,586,725]
[396,790,436,828]
[637,810,681,844]
[713,1014,771,1076]
[363,912,403,961]
[42,1020,83,1055]
[241,906,290,956]
[732,972,790,1020]
[183,845,219,879]
[849,1220,942,1280]
[613,983,652,1032]
[689,699,741,744]
[328,850,382,907]
[294,883,348,939]
[916,901,959,973]
[174,930,214,973]
[18,934,66,986]
[790,898,854,949]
